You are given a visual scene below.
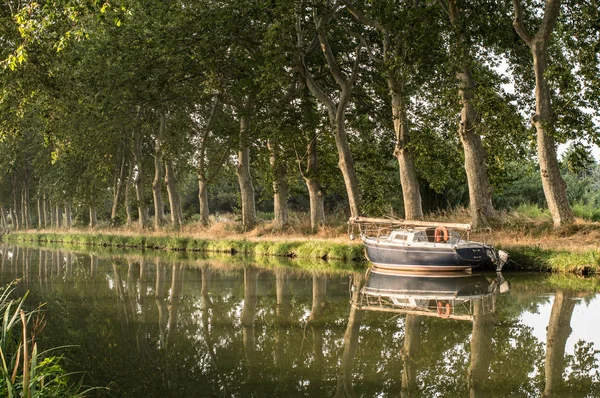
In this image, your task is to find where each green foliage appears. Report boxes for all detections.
[0,283,87,397]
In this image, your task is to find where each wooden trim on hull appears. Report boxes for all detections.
[367,262,475,272]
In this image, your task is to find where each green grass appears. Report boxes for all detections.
[504,244,600,275]
[2,232,364,270]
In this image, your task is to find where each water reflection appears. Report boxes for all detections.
[0,244,599,397]
[356,268,509,321]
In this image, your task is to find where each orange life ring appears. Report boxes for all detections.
[434,225,449,243]
[437,301,451,318]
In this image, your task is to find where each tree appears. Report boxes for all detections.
[512,0,574,226]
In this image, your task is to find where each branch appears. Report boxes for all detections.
[348,42,363,88]
[339,0,385,32]
[315,11,349,90]
[538,0,561,42]
[294,52,336,116]
[436,0,450,18]
[512,0,533,45]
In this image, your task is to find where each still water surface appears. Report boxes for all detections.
[1,244,599,397]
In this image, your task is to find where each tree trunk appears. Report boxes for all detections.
[198,177,210,227]
[111,154,127,226]
[64,203,72,229]
[389,80,423,220]
[164,159,183,228]
[268,140,288,229]
[236,96,257,231]
[332,117,361,218]
[42,194,48,228]
[458,68,494,229]
[21,188,28,229]
[335,274,364,398]
[241,266,258,376]
[448,1,495,229]
[531,43,574,227]
[11,178,20,230]
[22,181,31,229]
[55,204,62,229]
[401,315,423,398]
[300,131,325,231]
[124,161,134,226]
[542,290,576,398]
[468,301,495,398]
[37,198,42,229]
[0,205,7,228]
[132,133,149,228]
[308,273,327,323]
[167,264,183,347]
[48,202,55,228]
[152,119,166,228]
[89,206,97,228]
[296,20,362,219]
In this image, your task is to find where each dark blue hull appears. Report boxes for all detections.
[363,240,493,271]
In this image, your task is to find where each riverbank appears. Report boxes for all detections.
[2,228,600,275]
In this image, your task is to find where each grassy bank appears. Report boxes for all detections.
[2,229,600,274]
[2,231,365,267]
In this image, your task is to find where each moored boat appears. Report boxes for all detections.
[349,217,508,272]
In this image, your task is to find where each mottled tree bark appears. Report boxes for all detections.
[512,0,574,227]
[268,140,289,229]
[22,181,31,229]
[342,1,423,220]
[132,132,149,228]
[124,161,134,226]
[55,204,62,229]
[198,177,210,227]
[236,95,257,231]
[0,205,7,228]
[152,116,166,228]
[42,194,48,228]
[36,198,42,229]
[447,1,495,228]
[64,203,72,229]
[391,88,423,221]
[296,14,363,218]
[298,130,325,231]
[164,159,183,228]
[89,206,98,228]
[111,153,127,226]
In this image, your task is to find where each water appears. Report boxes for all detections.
[1,244,599,397]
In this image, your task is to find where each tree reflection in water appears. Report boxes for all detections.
[0,244,598,397]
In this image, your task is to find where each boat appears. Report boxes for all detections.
[349,216,509,272]
[354,267,510,321]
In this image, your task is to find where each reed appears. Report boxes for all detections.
[0,282,92,397]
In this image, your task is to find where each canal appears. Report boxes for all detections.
[1,244,599,397]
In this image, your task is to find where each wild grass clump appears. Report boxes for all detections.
[0,282,91,397]
[572,204,600,222]
[166,236,190,251]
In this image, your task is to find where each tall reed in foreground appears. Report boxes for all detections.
[0,282,92,397]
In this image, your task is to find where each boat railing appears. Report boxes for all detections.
[349,216,472,241]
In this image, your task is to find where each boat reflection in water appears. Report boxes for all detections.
[354,267,510,321]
